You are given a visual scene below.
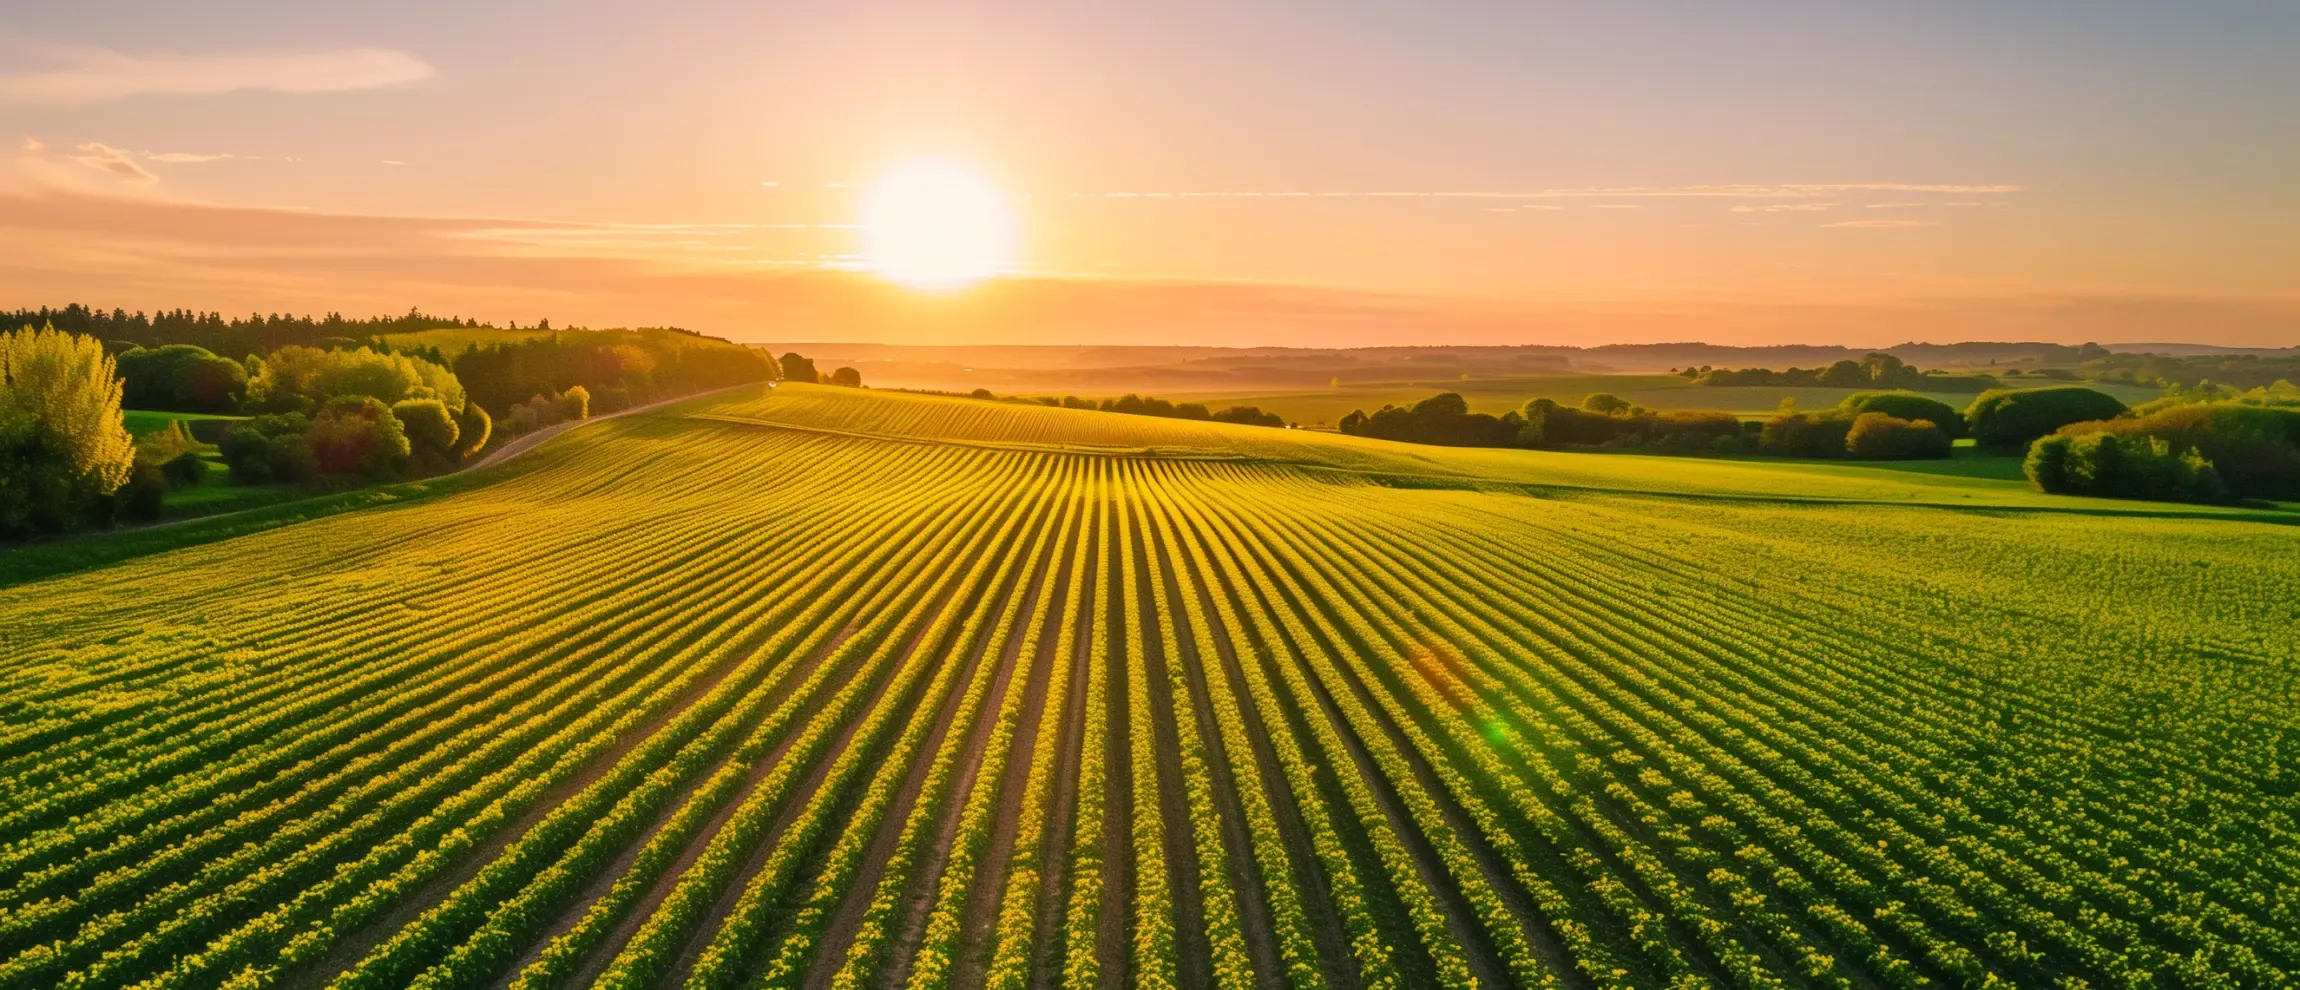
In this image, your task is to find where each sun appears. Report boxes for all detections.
[860,159,1014,289]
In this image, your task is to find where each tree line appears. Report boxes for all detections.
[1679,352,2000,393]
[938,385,1289,427]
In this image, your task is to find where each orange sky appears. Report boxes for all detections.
[3,1,2296,346]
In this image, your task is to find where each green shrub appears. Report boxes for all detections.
[1966,386,2126,452]
[1841,391,1964,438]
[162,451,210,488]
[2057,402,2300,499]
[392,398,460,464]
[1844,413,1952,459]
[1760,413,1853,458]
[221,413,312,485]
[2026,432,2226,503]
[454,402,493,458]
[308,396,410,477]
[117,463,168,521]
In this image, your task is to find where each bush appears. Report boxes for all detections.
[393,398,460,463]
[162,451,210,488]
[2056,402,2300,499]
[1841,391,1965,439]
[780,352,819,383]
[1844,413,1952,459]
[220,413,311,485]
[1760,413,1854,458]
[1966,386,2127,452]
[117,463,168,521]
[308,396,410,477]
[0,325,138,535]
[2026,432,2227,503]
[116,343,249,412]
[559,385,591,421]
[829,366,863,387]
[454,402,492,458]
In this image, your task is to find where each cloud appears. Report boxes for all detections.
[1731,203,1837,213]
[1821,219,1937,229]
[0,45,434,104]
[1071,182,2025,202]
[145,151,233,164]
[1865,202,1927,209]
[66,143,155,184]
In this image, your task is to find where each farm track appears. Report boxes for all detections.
[6,383,2298,990]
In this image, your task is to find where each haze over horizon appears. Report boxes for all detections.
[3,1,2296,347]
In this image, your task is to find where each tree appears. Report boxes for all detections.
[308,396,410,477]
[780,352,819,383]
[1966,386,2128,452]
[453,402,492,459]
[0,325,137,535]
[116,343,249,412]
[393,398,460,464]
[1580,393,1632,416]
[830,366,863,388]
[249,345,466,415]
[559,384,591,420]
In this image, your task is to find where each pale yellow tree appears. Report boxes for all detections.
[0,325,136,532]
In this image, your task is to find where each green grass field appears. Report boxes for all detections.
[121,409,245,437]
[3,382,2292,990]
[1167,375,2167,427]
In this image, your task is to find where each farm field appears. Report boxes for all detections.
[3,381,2296,990]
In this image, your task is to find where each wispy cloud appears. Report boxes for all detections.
[1069,182,2024,201]
[1821,219,1937,229]
[1731,203,1837,213]
[65,143,155,184]
[0,45,433,104]
[1865,202,1927,209]
[144,151,234,164]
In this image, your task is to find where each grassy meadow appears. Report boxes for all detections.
[3,382,2293,990]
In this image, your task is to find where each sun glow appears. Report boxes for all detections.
[860,159,1014,289]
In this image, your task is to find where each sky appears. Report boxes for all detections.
[1,0,2296,347]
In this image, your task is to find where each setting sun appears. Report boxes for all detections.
[860,159,1013,289]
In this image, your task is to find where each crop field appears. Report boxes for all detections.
[3,382,2296,990]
